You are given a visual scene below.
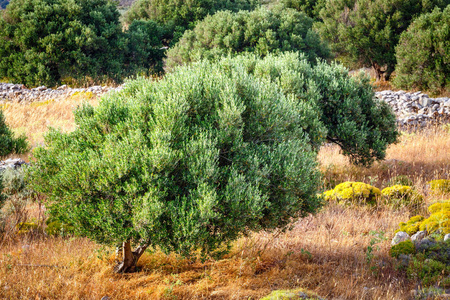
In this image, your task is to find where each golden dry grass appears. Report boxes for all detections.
[1,92,99,152]
[0,96,450,299]
[0,204,413,300]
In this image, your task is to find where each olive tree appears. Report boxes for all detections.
[394,6,450,93]
[316,0,449,81]
[166,6,330,68]
[216,52,399,166]
[29,58,322,273]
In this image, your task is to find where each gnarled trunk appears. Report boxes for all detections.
[114,241,147,273]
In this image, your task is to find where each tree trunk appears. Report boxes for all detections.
[114,241,147,273]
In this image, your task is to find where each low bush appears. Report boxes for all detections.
[381,185,423,211]
[397,199,450,237]
[390,240,415,258]
[428,179,450,194]
[386,175,413,187]
[322,182,380,206]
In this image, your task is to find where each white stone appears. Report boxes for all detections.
[392,231,411,246]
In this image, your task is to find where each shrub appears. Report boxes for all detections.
[124,0,259,45]
[166,6,330,68]
[381,185,424,211]
[0,109,28,157]
[397,215,425,236]
[316,0,449,81]
[397,200,450,236]
[261,288,324,300]
[322,182,381,206]
[215,52,399,166]
[29,58,322,273]
[408,257,450,288]
[428,179,450,194]
[394,7,450,93]
[390,240,415,258]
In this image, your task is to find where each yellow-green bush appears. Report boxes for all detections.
[16,222,40,234]
[381,185,423,210]
[261,288,324,300]
[428,180,450,194]
[397,200,450,236]
[322,182,380,205]
[397,215,425,235]
[390,240,415,258]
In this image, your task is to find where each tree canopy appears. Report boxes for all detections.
[123,0,260,45]
[394,6,450,93]
[166,6,330,68]
[316,0,450,81]
[29,54,323,272]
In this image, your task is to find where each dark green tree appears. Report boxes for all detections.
[123,19,166,76]
[394,6,450,93]
[29,57,322,273]
[0,110,28,158]
[316,0,449,81]
[280,0,326,19]
[0,0,125,87]
[217,52,399,166]
[123,0,260,46]
[166,6,330,68]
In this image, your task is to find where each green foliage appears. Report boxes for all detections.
[123,19,166,75]
[408,256,450,287]
[45,217,75,236]
[322,181,381,206]
[0,0,125,87]
[390,240,415,258]
[196,52,398,166]
[0,110,28,157]
[29,58,322,257]
[16,221,40,234]
[316,0,449,81]
[280,0,326,19]
[124,0,259,45]
[166,6,330,68]
[394,7,450,93]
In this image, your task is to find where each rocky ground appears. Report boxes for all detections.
[1,83,450,127]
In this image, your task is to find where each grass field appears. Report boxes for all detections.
[0,92,449,299]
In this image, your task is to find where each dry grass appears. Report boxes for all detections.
[1,96,450,299]
[0,204,413,300]
[319,125,450,191]
[1,92,99,151]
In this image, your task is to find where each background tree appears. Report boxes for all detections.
[280,0,326,19]
[394,6,450,93]
[165,6,330,68]
[0,110,28,157]
[123,19,166,76]
[29,57,322,273]
[316,0,449,81]
[217,52,399,166]
[0,0,125,87]
[124,0,260,46]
